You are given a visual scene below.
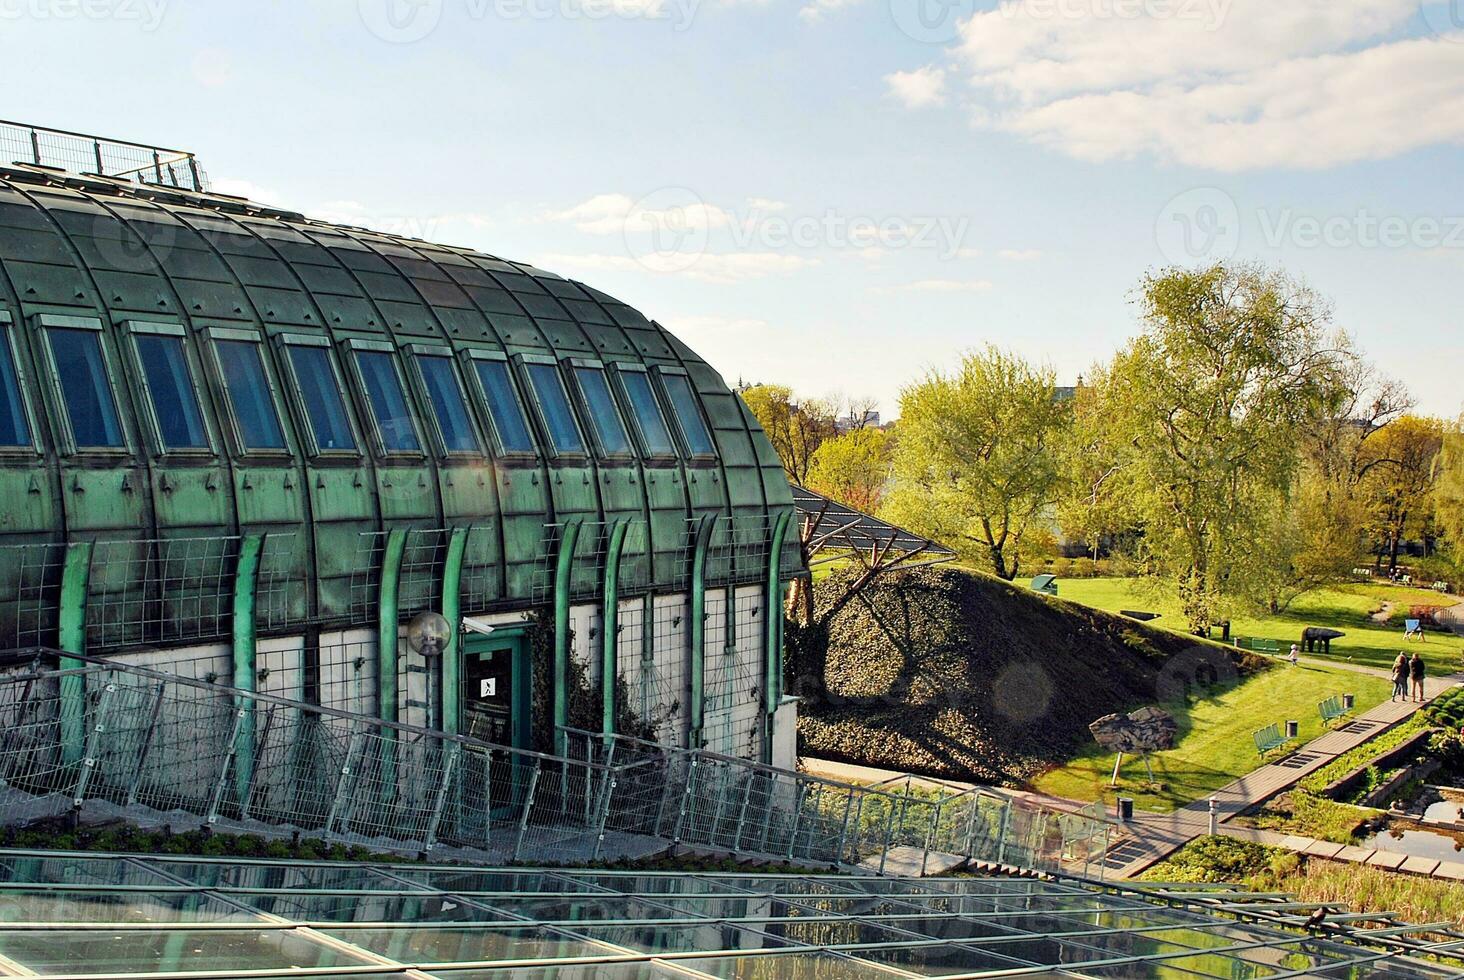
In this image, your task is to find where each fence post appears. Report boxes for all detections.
[835,790,856,866]
[206,708,248,826]
[591,767,618,861]
[785,782,809,861]
[734,771,758,852]
[72,681,116,809]
[423,742,460,854]
[846,792,867,867]
[921,797,942,877]
[511,761,543,862]
[124,682,167,806]
[672,755,699,845]
[239,704,278,821]
[878,790,899,874]
[995,800,1013,866]
[324,727,366,838]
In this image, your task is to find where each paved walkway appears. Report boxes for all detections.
[1101,675,1459,879]
[1212,821,1464,881]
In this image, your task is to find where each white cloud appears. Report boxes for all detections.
[543,193,733,236]
[538,251,819,284]
[952,0,1464,170]
[885,65,948,109]
[998,248,1042,261]
[210,177,283,206]
[887,278,994,292]
[747,197,787,212]
[799,0,859,23]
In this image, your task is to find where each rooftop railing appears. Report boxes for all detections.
[0,120,208,192]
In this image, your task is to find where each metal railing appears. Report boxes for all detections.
[0,650,1119,878]
[0,654,653,865]
[0,120,208,191]
[558,727,1119,878]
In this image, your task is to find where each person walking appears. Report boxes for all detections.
[1410,651,1426,703]
[1391,652,1409,702]
[1288,643,1300,667]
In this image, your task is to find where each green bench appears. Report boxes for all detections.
[1318,696,1349,725]
[1253,723,1293,758]
[1244,638,1281,654]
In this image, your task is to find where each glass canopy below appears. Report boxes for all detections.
[0,849,1456,979]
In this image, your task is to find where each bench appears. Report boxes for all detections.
[1318,695,1349,725]
[1253,723,1292,758]
[1244,638,1281,654]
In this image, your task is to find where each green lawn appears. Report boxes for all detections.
[1030,661,1393,813]
[1054,578,1463,675]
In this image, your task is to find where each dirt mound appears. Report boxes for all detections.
[791,566,1258,786]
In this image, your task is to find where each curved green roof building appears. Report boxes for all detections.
[0,156,797,764]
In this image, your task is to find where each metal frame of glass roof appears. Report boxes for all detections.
[792,486,955,574]
[0,849,1459,979]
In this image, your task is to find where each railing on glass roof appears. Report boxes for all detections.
[0,120,208,192]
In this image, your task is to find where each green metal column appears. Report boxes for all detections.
[687,515,716,749]
[440,526,469,737]
[377,527,408,725]
[58,540,94,766]
[552,518,584,755]
[600,519,630,738]
[232,533,265,805]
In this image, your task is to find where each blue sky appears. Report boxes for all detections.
[8,0,1464,419]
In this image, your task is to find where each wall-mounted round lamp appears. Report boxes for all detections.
[407,611,452,660]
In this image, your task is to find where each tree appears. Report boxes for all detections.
[739,384,837,485]
[882,346,1069,581]
[1095,263,1347,634]
[1434,414,1464,558]
[1057,378,1132,561]
[805,426,893,513]
[1363,415,1445,572]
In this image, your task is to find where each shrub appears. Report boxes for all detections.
[1071,558,1096,578]
[1050,557,1073,578]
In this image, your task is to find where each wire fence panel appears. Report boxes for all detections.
[0,658,624,866]
[0,653,1117,879]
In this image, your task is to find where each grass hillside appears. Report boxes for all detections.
[793,565,1263,786]
[1059,578,1463,674]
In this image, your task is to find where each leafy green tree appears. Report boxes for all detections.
[806,426,893,513]
[1363,414,1445,572]
[1096,263,1347,634]
[883,346,1069,580]
[1434,415,1464,560]
[739,384,836,485]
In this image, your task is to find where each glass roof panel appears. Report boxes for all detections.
[0,927,371,975]
[0,851,1458,979]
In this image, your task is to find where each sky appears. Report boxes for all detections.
[6,0,1463,420]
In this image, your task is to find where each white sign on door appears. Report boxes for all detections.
[479,678,497,698]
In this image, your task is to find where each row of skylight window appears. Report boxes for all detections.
[0,315,718,465]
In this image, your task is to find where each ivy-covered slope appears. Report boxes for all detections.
[791,566,1258,786]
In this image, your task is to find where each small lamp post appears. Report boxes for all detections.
[407,611,453,733]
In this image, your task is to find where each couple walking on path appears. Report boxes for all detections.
[1392,651,1426,702]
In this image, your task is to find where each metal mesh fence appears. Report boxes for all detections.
[0,657,629,865]
[531,520,650,607]
[0,121,208,191]
[0,649,1117,879]
[561,727,1118,879]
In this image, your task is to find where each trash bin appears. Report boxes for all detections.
[1286,720,1299,740]
[1343,694,1355,711]
[1117,798,1134,823]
